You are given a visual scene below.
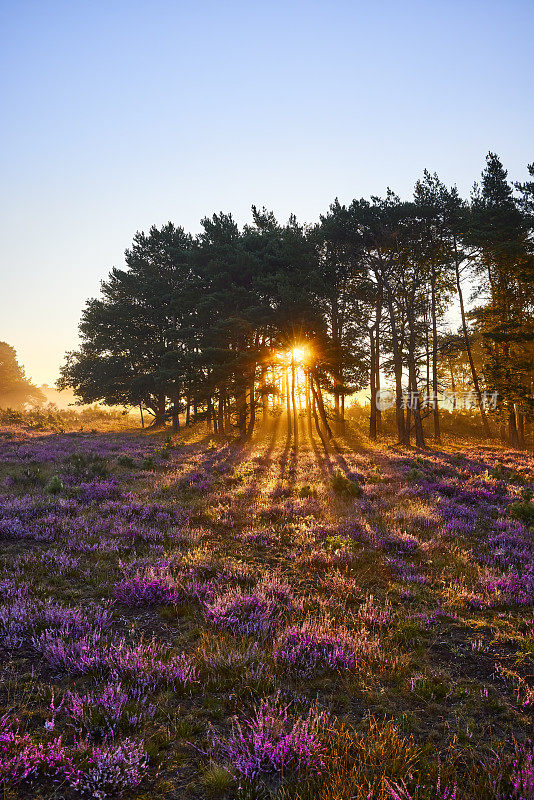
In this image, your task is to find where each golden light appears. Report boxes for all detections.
[290,346,310,364]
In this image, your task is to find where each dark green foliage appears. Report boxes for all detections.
[509,488,534,526]
[331,472,362,497]
[45,475,64,494]
[0,342,45,409]
[58,153,533,448]
[66,452,109,479]
[117,455,136,468]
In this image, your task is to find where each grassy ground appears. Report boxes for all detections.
[1,414,533,799]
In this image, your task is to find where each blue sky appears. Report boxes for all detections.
[1,0,533,384]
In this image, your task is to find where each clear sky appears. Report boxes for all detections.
[1,0,533,385]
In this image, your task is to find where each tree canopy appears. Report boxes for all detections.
[0,342,44,409]
[60,153,534,448]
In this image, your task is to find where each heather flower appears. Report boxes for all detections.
[205,588,281,637]
[0,598,112,652]
[110,636,196,690]
[77,479,121,503]
[358,594,394,628]
[205,573,299,637]
[32,629,108,674]
[69,737,149,800]
[273,621,357,675]
[383,529,419,553]
[0,715,76,785]
[113,575,181,606]
[209,693,328,781]
[62,679,155,739]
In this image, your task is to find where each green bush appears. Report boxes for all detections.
[406,467,424,482]
[117,455,136,468]
[45,475,64,495]
[66,452,109,479]
[331,472,362,498]
[509,488,534,526]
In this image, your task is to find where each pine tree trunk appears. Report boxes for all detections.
[261,365,269,423]
[291,357,298,439]
[508,403,519,448]
[430,266,441,442]
[237,384,247,438]
[369,327,377,440]
[375,305,382,435]
[454,240,492,439]
[172,400,180,432]
[285,369,292,437]
[218,387,225,435]
[386,285,407,444]
[311,375,333,438]
[152,394,167,427]
[517,411,525,449]
[246,378,256,438]
[207,396,213,432]
[407,322,425,448]
[312,390,322,439]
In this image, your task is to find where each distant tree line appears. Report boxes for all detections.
[0,342,44,409]
[60,153,534,448]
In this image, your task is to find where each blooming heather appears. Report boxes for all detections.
[273,621,357,675]
[209,693,328,780]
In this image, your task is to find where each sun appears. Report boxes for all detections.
[290,346,310,364]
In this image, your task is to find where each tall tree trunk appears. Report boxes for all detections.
[218,386,225,435]
[385,284,407,444]
[291,355,298,440]
[425,306,430,396]
[246,377,256,438]
[311,374,333,438]
[172,398,180,432]
[375,302,382,435]
[261,365,269,423]
[517,410,525,449]
[237,383,247,438]
[207,395,214,433]
[449,361,456,395]
[311,389,322,439]
[305,371,312,421]
[369,326,377,440]
[454,240,492,438]
[139,405,144,429]
[407,321,425,448]
[152,393,166,427]
[508,402,519,448]
[285,369,292,437]
[430,266,441,442]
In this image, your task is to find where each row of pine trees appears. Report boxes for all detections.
[60,154,534,448]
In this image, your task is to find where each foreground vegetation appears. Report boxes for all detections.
[1,414,534,799]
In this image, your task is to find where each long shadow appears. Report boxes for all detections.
[306,412,335,482]
[163,427,253,492]
[254,412,282,466]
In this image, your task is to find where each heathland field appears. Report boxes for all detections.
[1,416,534,799]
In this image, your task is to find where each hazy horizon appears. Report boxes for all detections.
[1,0,533,385]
